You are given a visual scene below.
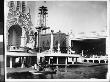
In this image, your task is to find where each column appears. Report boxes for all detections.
[106,60,108,63]
[65,57,67,65]
[82,50,84,57]
[93,58,94,63]
[38,30,41,53]
[56,57,59,72]
[48,57,50,64]
[76,58,77,64]
[36,32,39,48]
[50,30,54,53]
[68,34,71,54]
[21,57,24,68]
[87,59,89,63]
[99,60,100,63]
[20,57,22,64]
[20,28,26,47]
[65,57,67,72]
[72,57,74,64]
[10,57,12,68]
[106,60,107,63]
[57,57,58,65]
[104,60,106,63]
[93,60,94,63]
[34,56,37,70]
[58,43,60,53]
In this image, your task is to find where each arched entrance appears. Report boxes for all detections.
[8,25,22,48]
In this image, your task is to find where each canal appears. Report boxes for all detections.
[7,64,108,79]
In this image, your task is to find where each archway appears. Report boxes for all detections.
[8,25,22,48]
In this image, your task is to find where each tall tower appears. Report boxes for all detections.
[36,5,50,33]
[7,1,33,50]
[39,6,47,27]
[35,1,50,32]
[35,4,50,52]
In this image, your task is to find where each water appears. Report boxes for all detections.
[7,64,108,79]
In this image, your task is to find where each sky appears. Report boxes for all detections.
[25,1,106,34]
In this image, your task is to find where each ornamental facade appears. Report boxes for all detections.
[6,1,34,51]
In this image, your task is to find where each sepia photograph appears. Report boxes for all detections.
[4,0,109,81]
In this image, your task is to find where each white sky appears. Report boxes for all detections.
[5,1,106,34]
[27,1,107,34]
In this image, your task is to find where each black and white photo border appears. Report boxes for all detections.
[4,0,110,82]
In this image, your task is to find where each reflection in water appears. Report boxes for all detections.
[7,65,107,79]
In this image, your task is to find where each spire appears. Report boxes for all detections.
[16,1,21,11]
[36,5,50,34]
[38,6,48,27]
[27,8,33,27]
[9,1,14,8]
[9,1,14,12]
[22,1,26,13]
[27,8,31,20]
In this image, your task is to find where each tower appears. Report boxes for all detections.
[35,5,50,52]
[7,1,33,50]
[36,5,50,33]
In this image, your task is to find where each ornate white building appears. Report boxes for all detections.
[6,1,34,51]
